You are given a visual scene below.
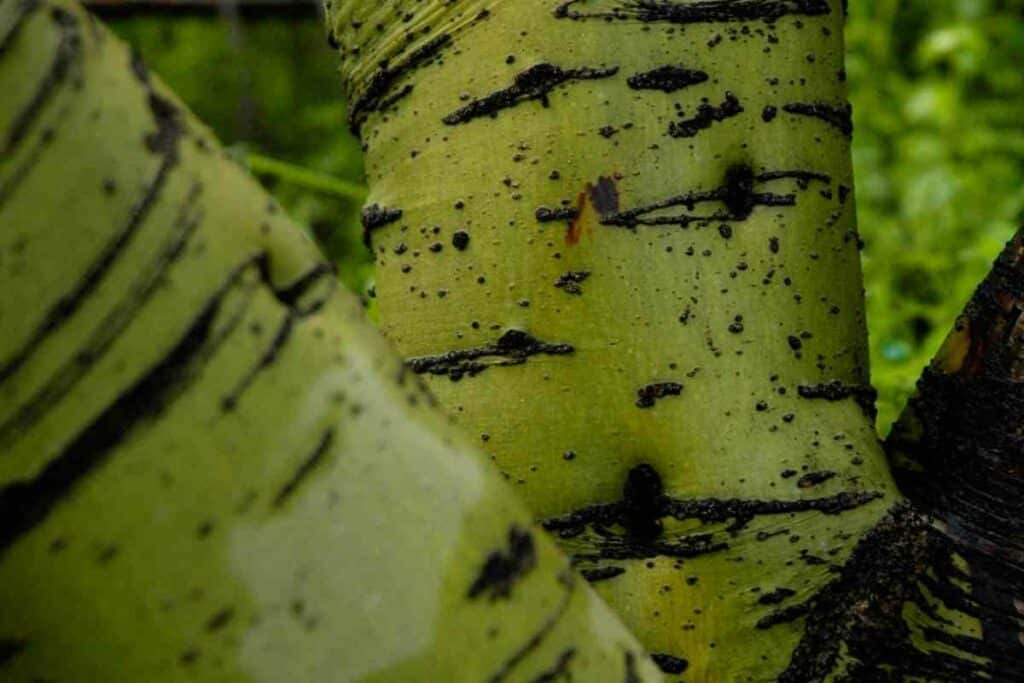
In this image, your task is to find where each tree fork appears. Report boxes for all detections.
[0,1,661,679]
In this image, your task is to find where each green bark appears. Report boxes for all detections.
[328,0,905,678]
[0,1,662,680]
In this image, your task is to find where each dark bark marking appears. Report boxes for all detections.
[758,587,797,605]
[555,0,832,24]
[442,63,619,126]
[271,429,336,508]
[535,206,580,223]
[601,165,828,228]
[347,33,452,134]
[468,525,537,601]
[0,0,42,58]
[623,651,641,683]
[0,256,261,558]
[220,308,296,412]
[580,565,625,582]
[542,490,884,539]
[486,571,576,683]
[0,180,199,447]
[407,329,574,381]
[635,382,682,408]
[797,381,878,420]
[651,653,689,674]
[0,86,183,389]
[527,647,576,683]
[269,262,337,315]
[797,471,836,488]
[554,270,590,295]
[588,175,619,215]
[770,505,994,682]
[0,638,27,668]
[622,464,664,537]
[3,6,80,155]
[782,102,854,138]
[204,607,236,632]
[668,91,743,138]
[360,204,402,249]
[627,65,708,93]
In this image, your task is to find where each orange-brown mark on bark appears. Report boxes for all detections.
[937,231,1024,379]
[566,175,619,245]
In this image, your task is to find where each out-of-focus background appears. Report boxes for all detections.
[96,0,1024,433]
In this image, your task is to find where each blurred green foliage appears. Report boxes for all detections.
[109,0,1024,433]
[109,14,373,294]
[848,0,1024,430]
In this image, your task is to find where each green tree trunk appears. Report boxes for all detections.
[0,1,660,680]
[329,0,903,678]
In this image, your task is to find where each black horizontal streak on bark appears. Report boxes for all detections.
[756,601,809,629]
[3,6,79,155]
[580,565,625,582]
[360,203,402,249]
[527,648,576,683]
[797,380,878,420]
[602,164,829,228]
[627,65,707,93]
[555,0,831,23]
[542,490,883,537]
[0,180,198,448]
[535,206,580,223]
[442,63,618,126]
[468,526,537,601]
[486,572,576,683]
[668,91,742,138]
[347,33,452,134]
[407,329,574,381]
[0,87,183,392]
[0,256,261,558]
[575,531,729,562]
[271,429,336,508]
[782,102,853,138]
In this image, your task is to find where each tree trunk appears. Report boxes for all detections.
[0,1,660,680]
[328,0,916,678]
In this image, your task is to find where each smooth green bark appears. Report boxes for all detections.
[0,1,661,680]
